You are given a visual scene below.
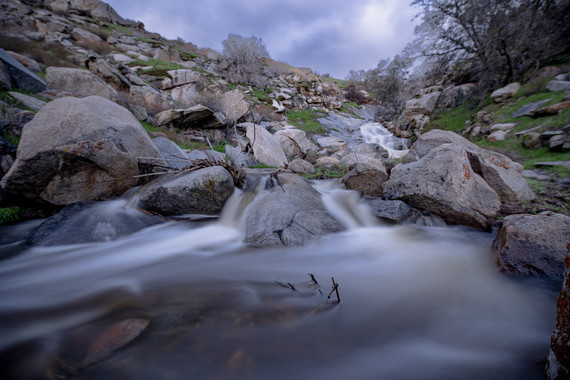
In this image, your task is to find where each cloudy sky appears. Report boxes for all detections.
[105,0,419,79]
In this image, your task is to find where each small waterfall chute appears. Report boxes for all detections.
[360,122,409,159]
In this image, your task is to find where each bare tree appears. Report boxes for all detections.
[221,34,270,87]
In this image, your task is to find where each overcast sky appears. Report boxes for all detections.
[105,0,419,79]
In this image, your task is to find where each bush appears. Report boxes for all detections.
[221,34,269,87]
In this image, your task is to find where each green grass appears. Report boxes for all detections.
[248,164,277,169]
[127,59,186,76]
[300,164,348,180]
[0,207,21,225]
[103,23,133,36]
[137,37,166,48]
[427,103,476,133]
[323,77,348,89]
[286,109,326,134]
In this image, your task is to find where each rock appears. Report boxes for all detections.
[491,82,521,102]
[340,153,386,169]
[407,130,535,202]
[476,110,494,126]
[546,257,570,379]
[244,172,344,247]
[316,157,340,167]
[221,89,250,123]
[405,92,440,114]
[1,96,165,206]
[534,161,570,169]
[317,136,347,153]
[245,124,288,168]
[27,201,164,246]
[546,80,570,92]
[8,91,46,112]
[170,83,199,106]
[530,101,570,117]
[155,105,225,130]
[492,213,570,280]
[275,129,318,159]
[522,132,542,149]
[153,47,180,62]
[129,84,173,114]
[342,163,389,196]
[364,199,423,225]
[521,169,551,181]
[383,143,501,229]
[152,137,191,170]
[135,166,235,216]
[437,83,477,109]
[0,60,11,91]
[86,54,131,91]
[511,99,551,118]
[5,51,42,73]
[46,67,126,106]
[0,48,47,92]
[69,0,127,25]
[487,130,507,142]
[225,145,257,169]
[81,318,149,368]
[71,27,103,42]
[166,69,201,88]
[550,135,568,152]
[288,158,315,174]
[490,123,517,132]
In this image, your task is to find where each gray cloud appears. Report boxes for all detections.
[105,0,418,78]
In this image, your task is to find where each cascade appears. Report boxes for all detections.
[360,122,410,159]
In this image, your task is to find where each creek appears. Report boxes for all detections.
[0,179,558,379]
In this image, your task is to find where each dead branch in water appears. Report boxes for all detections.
[327,277,340,303]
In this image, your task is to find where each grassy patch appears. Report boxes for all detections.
[127,59,187,76]
[301,164,348,180]
[323,77,347,89]
[248,163,277,169]
[426,103,476,133]
[286,109,326,134]
[213,139,230,153]
[0,207,21,225]
[103,23,133,36]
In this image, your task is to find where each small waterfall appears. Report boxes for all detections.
[218,177,269,228]
[360,122,409,159]
[313,180,379,229]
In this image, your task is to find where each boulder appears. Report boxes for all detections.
[530,101,570,118]
[86,54,131,91]
[129,84,173,114]
[317,136,347,153]
[152,137,190,170]
[0,48,47,92]
[487,130,507,142]
[288,158,315,174]
[491,82,521,102]
[155,105,226,130]
[166,69,201,88]
[153,48,180,62]
[71,27,103,42]
[364,199,423,225]
[170,83,199,106]
[437,83,476,109]
[8,91,46,112]
[492,213,570,280]
[406,130,535,202]
[511,99,551,118]
[275,128,318,159]
[69,0,127,25]
[342,163,389,196]
[46,67,126,106]
[316,157,340,167]
[135,166,234,216]
[546,257,570,379]
[405,92,440,114]
[225,145,257,169]
[27,201,164,246]
[0,60,11,91]
[1,96,165,206]
[244,172,344,247]
[546,80,570,92]
[340,153,385,169]
[490,123,517,132]
[246,124,288,168]
[383,143,501,229]
[221,89,250,123]
[5,51,42,73]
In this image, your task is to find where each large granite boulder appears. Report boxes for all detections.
[491,82,521,102]
[383,143,501,229]
[244,172,344,247]
[340,154,389,196]
[492,213,570,280]
[275,128,318,159]
[1,96,165,206]
[405,92,440,114]
[221,89,249,123]
[27,200,164,246]
[155,105,226,129]
[134,166,235,216]
[437,83,477,109]
[406,130,534,202]
[86,54,131,91]
[246,124,288,167]
[69,0,127,25]
[0,48,47,92]
[547,257,570,380]
[46,67,127,106]
[152,137,190,170]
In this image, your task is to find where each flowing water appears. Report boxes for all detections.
[0,181,558,380]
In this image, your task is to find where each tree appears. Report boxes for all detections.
[221,34,270,87]
[410,0,570,90]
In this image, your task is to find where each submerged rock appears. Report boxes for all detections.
[547,257,570,379]
[492,213,570,280]
[244,172,344,247]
